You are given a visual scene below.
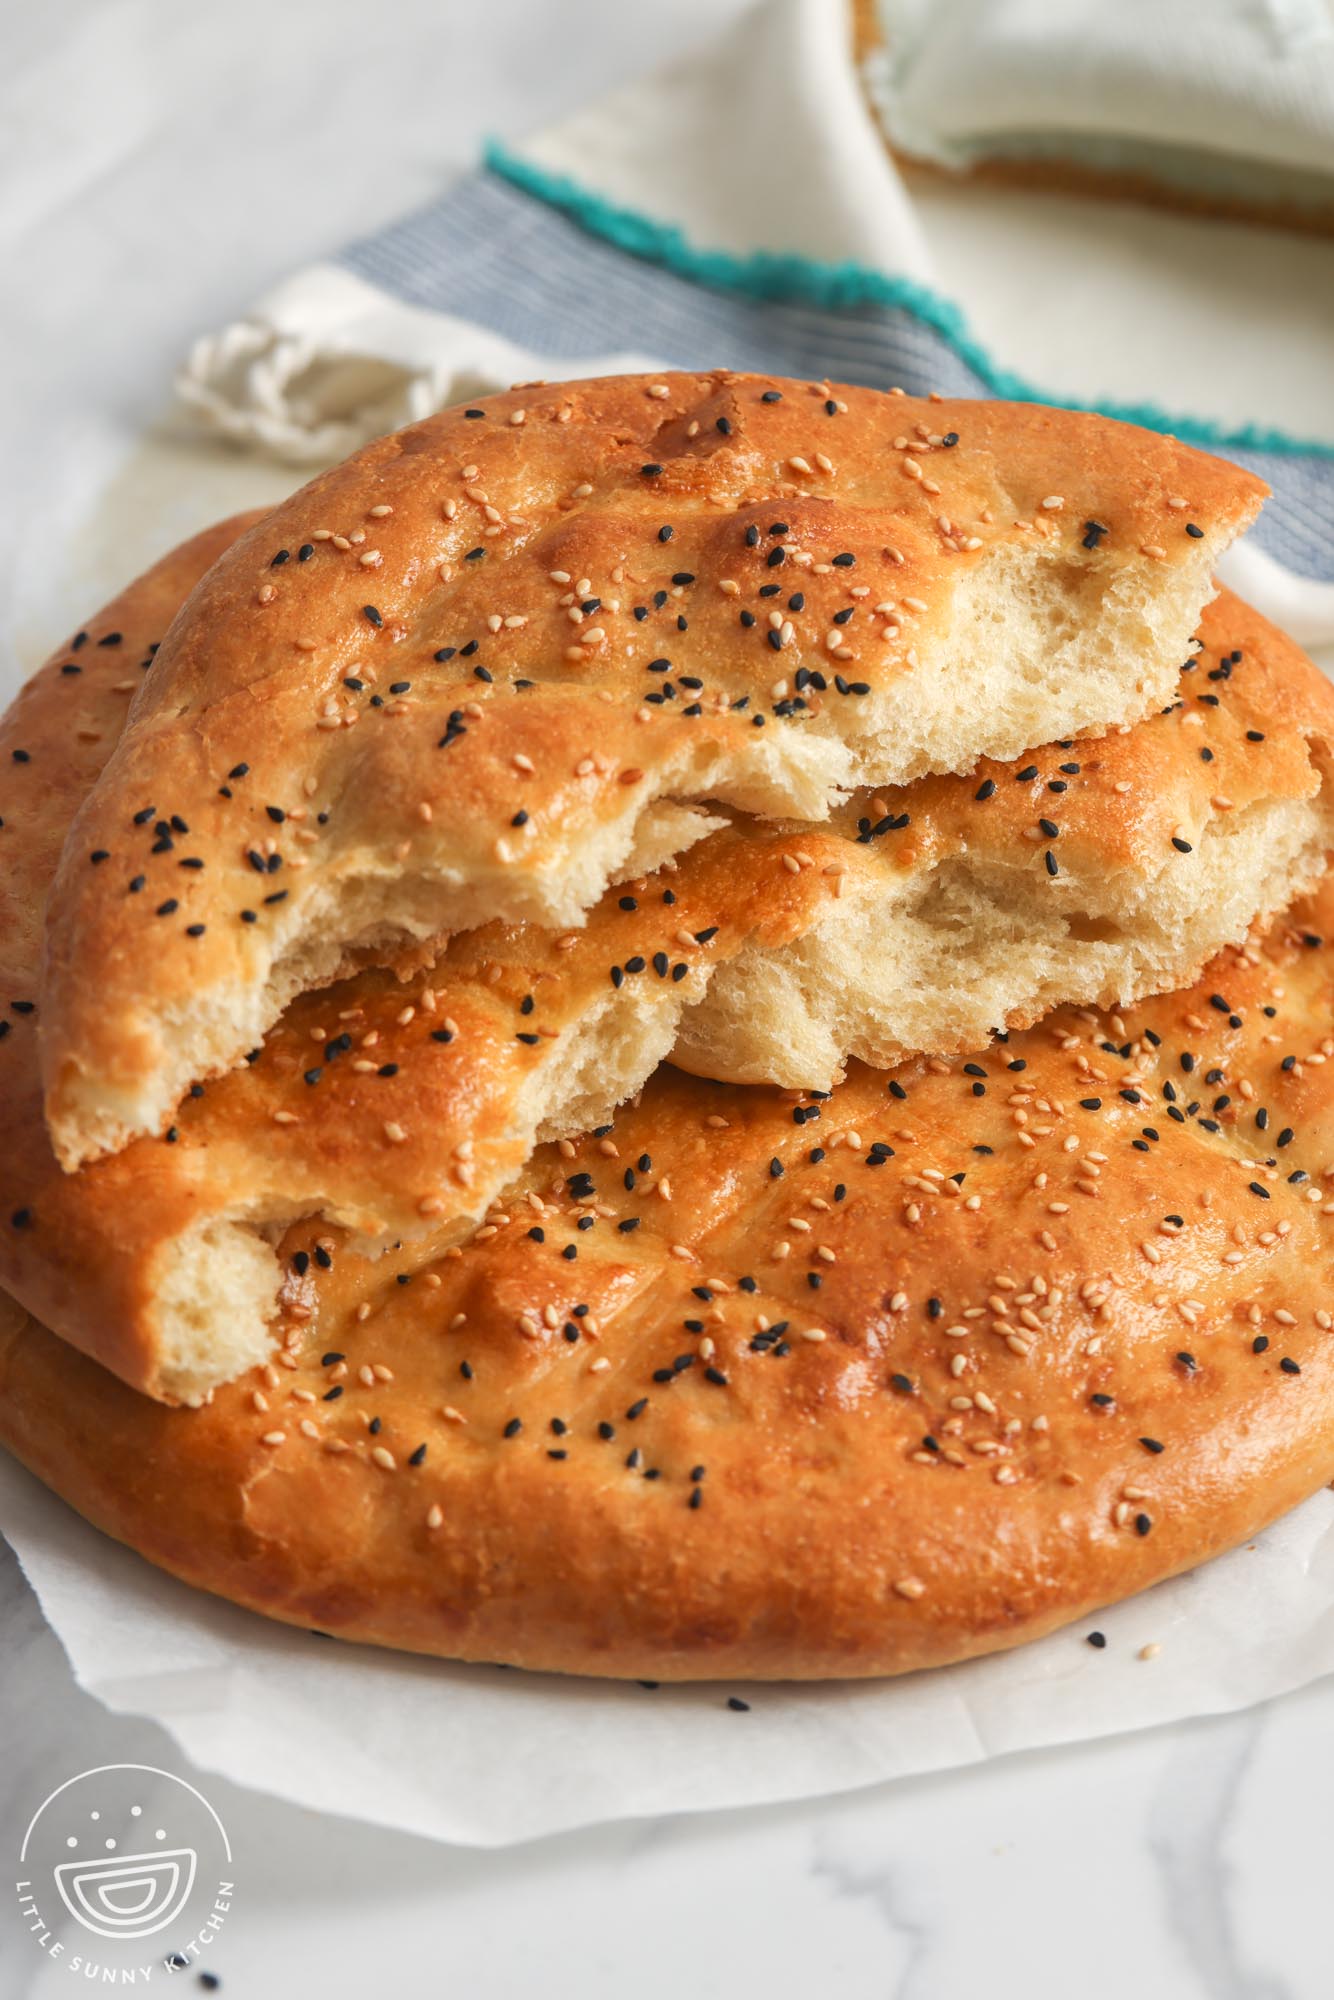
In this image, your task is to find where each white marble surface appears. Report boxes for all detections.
[5,1533,1334,2000]
[4,3,1334,1992]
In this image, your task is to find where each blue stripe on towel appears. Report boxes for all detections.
[340,163,1334,580]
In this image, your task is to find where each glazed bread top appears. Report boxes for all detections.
[36,372,1265,1168]
[5,529,1329,1405]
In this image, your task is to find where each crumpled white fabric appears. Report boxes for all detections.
[865,0,1334,208]
[175,264,661,468]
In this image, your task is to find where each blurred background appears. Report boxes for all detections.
[5,0,1332,682]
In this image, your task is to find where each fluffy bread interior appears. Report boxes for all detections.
[147,1217,282,1406]
[673,797,1332,1088]
[852,540,1218,782]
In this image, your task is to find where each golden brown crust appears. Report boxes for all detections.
[0,514,270,976]
[38,371,1266,1167]
[3,882,1334,1678]
[3,524,1328,1403]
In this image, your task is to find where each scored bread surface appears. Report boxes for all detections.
[37,372,1265,1170]
[3,530,1329,1402]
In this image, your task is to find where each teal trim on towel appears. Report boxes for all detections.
[485,138,1334,462]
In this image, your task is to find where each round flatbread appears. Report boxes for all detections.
[3,880,1332,1677]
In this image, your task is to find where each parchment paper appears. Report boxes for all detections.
[4,1454,1333,1847]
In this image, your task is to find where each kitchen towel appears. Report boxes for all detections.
[174,0,1334,633]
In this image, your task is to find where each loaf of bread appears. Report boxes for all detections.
[4,528,1327,1404]
[36,374,1264,1172]
[3,880,1332,1677]
[4,382,1328,1684]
